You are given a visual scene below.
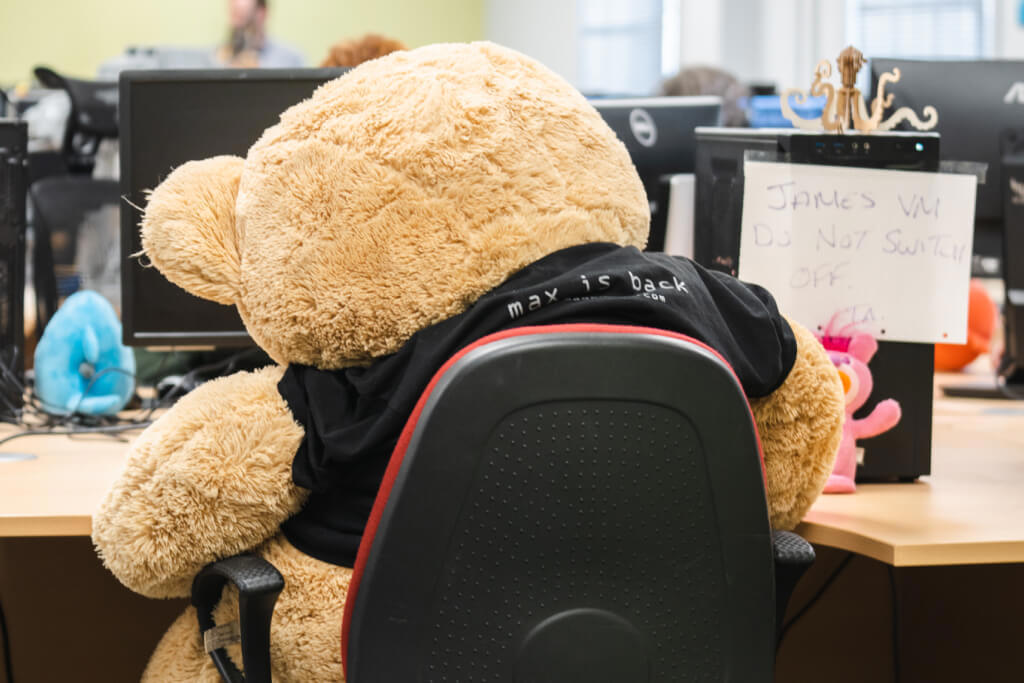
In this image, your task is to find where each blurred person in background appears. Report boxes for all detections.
[661,65,750,127]
[217,0,305,68]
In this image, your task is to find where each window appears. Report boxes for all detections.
[847,0,994,59]
[577,0,664,96]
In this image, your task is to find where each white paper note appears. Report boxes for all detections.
[738,160,977,344]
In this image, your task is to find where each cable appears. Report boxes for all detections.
[0,356,26,419]
[1,360,135,421]
[0,598,12,683]
[68,366,138,416]
[0,350,148,444]
[148,347,267,409]
[777,552,854,646]
[0,422,151,448]
[0,346,267,450]
[0,390,23,424]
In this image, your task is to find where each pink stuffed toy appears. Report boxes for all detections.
[821,333,901,493]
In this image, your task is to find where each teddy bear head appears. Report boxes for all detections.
[139,42,649,368]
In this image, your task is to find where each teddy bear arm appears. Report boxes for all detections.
[92,365,307,598]
[749,319,845,530]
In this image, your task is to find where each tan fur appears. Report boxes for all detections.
[139,609,222,682]
[141,155,245,306]
[93,366,305,598]
[140,43,649,367]
[751,320,845,530]
[95,41,842,682]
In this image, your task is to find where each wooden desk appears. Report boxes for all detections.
[3,386,1023,683]
[781,373,1024,683]
[798,391,1024,566]
[4,378,1021,559]
[0,432,134,537]
[0,427,184,683]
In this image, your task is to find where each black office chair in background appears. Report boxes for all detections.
[26,67,120,338]
[32,66,118,176]
[192,325,816,682]
[28,177,120,334]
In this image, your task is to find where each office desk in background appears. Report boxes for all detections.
[2,380,1023,682]
[0,434,129,537]
[0,429,186,683]
[778,376,1024,683]
[798,396,1024,567]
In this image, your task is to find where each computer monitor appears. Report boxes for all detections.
[98,46,219,80]
[119,68,345,348]
[870,58,1024,277]
[590,96,722,251]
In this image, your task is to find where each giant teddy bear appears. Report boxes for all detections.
[93,42,844,681]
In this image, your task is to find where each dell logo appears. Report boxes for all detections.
[1005,82,1024,104]
[1011,177,1024,205]
[629,108,657,147]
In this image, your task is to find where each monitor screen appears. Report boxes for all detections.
[591,96,722,180]
[119,68,346,348]
[591,96,721,250]
[870,58,1024,274]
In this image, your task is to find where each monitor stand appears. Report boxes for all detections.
[940,379,1024,401]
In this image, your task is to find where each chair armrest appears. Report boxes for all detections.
[772,530,815,643]
[191,554,284,683]
[772,529,815,567]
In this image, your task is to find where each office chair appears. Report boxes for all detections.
[32,67,118,175]
[28,176,120,335]
[192,324,815,682]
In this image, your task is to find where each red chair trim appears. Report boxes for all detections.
[340,323,766,676]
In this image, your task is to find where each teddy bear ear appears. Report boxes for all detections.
[140,155,244,305]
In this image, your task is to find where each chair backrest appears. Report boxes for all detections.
[33,67,118,173]
[28,176,120,333]
[342,324,776,683]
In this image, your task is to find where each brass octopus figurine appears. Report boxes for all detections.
[782,46,938,133]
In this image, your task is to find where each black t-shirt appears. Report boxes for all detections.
[279,243,796,567]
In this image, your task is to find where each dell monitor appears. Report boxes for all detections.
[120,68,345,348]
[591,96,722,251]
[870,58,1024,277]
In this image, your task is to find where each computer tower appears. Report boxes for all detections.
[695,128,941,481]
[0,121,28,419]
[1000,131,1024,385]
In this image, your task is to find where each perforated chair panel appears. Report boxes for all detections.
[426,401,724,681]
[346,329,775,683]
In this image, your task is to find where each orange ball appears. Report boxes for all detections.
[934,279,998,371]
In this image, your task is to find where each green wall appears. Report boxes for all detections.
[0,0,485,85]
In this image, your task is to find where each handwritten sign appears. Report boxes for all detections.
[738,160,977,344]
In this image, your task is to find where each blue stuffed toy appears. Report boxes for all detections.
[34,290,135,415]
